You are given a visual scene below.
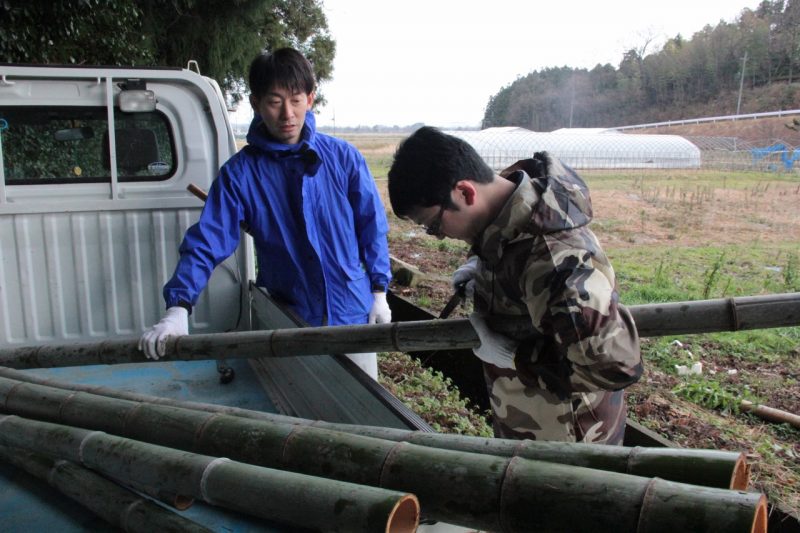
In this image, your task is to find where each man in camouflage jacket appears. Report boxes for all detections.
[388,127,642,445]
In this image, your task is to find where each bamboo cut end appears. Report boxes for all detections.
[729,453,751,490]
[750,494,768,533]
[172,494,194,511]
[386,494,420,533]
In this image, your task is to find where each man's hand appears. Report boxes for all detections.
[469,312,517,369]
[138,306,189,360]
[452,255,479,299]
[369,292,392,324]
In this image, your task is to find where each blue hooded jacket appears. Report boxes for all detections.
[164,111,391,326]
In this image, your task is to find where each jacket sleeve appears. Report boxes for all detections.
[346,150,392,291]
[163,167,245,309]
[513,240,643,397]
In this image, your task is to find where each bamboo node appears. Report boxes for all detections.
[498,455,523,533]
[380,440,412,488]
[728,297,741,331]
[2,380,26,411]
[120,498,147,532]
[194,411,225,444]
[199,456,230,504]
[390,322,401,351]
[58,390,81,422]
[635,477,661,532]
[78,430,104,465]
[122,401,147,432]
[281,424,307,463]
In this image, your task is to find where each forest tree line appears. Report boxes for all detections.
[482,0,800,130]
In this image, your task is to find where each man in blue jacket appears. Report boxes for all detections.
[139,48,392,379]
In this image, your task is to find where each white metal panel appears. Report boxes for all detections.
[0,208,242,346]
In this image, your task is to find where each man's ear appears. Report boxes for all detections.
[454,180,477,206]
[306,91,316,109]
[249,94,259,111]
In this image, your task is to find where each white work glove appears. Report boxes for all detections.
[138,306,189,360]
[369,292,392,324]
[452,255,479,298]
[469,312,517,369]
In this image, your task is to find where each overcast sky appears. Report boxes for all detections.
[317,0,759,127]
[235,0,762,129]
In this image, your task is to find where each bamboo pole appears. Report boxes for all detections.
[0,319,474,369]
[0,414,420,533]
[630,292,800,336]
[740,400,800,429]
[0,376,764,532]
[0,292,798,370]
[0,368,749,489]
[0,445,210,532]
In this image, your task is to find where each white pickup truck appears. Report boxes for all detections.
[0,63,431,532]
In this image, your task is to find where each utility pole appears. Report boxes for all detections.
[736,50,748,115]
[569,76,575,128]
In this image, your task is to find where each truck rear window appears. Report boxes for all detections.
[0,106,175,184]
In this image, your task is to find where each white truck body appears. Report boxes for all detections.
[0,63,432,532]
[0,64,252,347]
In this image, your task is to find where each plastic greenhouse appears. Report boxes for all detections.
[447,127,702,170]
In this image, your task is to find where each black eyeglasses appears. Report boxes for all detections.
[423,205,445,236]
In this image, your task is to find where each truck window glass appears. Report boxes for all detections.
[0,106,175,184]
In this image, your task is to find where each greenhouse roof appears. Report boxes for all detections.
[448,127,701,170]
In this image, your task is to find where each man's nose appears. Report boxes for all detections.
[280,101,293,118]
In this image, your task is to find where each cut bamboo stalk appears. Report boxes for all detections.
[330,423,751,491]
[0,445,209,532]
[0,292,798,369]
[0,376,764,532]
[0,369,749,489]
[499,457,767,533]
[629,292,800,336]
[0,414,420,533]
[740,400,800,429]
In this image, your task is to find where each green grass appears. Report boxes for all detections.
[582,169,800,192]
[378,351,493,437]
[611,243,800,304]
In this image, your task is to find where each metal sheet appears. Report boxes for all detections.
[0,359,281,531]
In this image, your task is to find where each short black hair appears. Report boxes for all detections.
[388,126,494,218]
[248,47,316,100]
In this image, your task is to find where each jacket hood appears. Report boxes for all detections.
[476,153,593,266]
[506,153,593,235]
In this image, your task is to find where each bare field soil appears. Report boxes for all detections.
[586,176,800,248]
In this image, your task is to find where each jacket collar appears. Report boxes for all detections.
[245,111,322,174]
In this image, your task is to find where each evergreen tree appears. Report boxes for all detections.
[0,0,335,104]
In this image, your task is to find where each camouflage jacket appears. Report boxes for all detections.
[471,153,642,444]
